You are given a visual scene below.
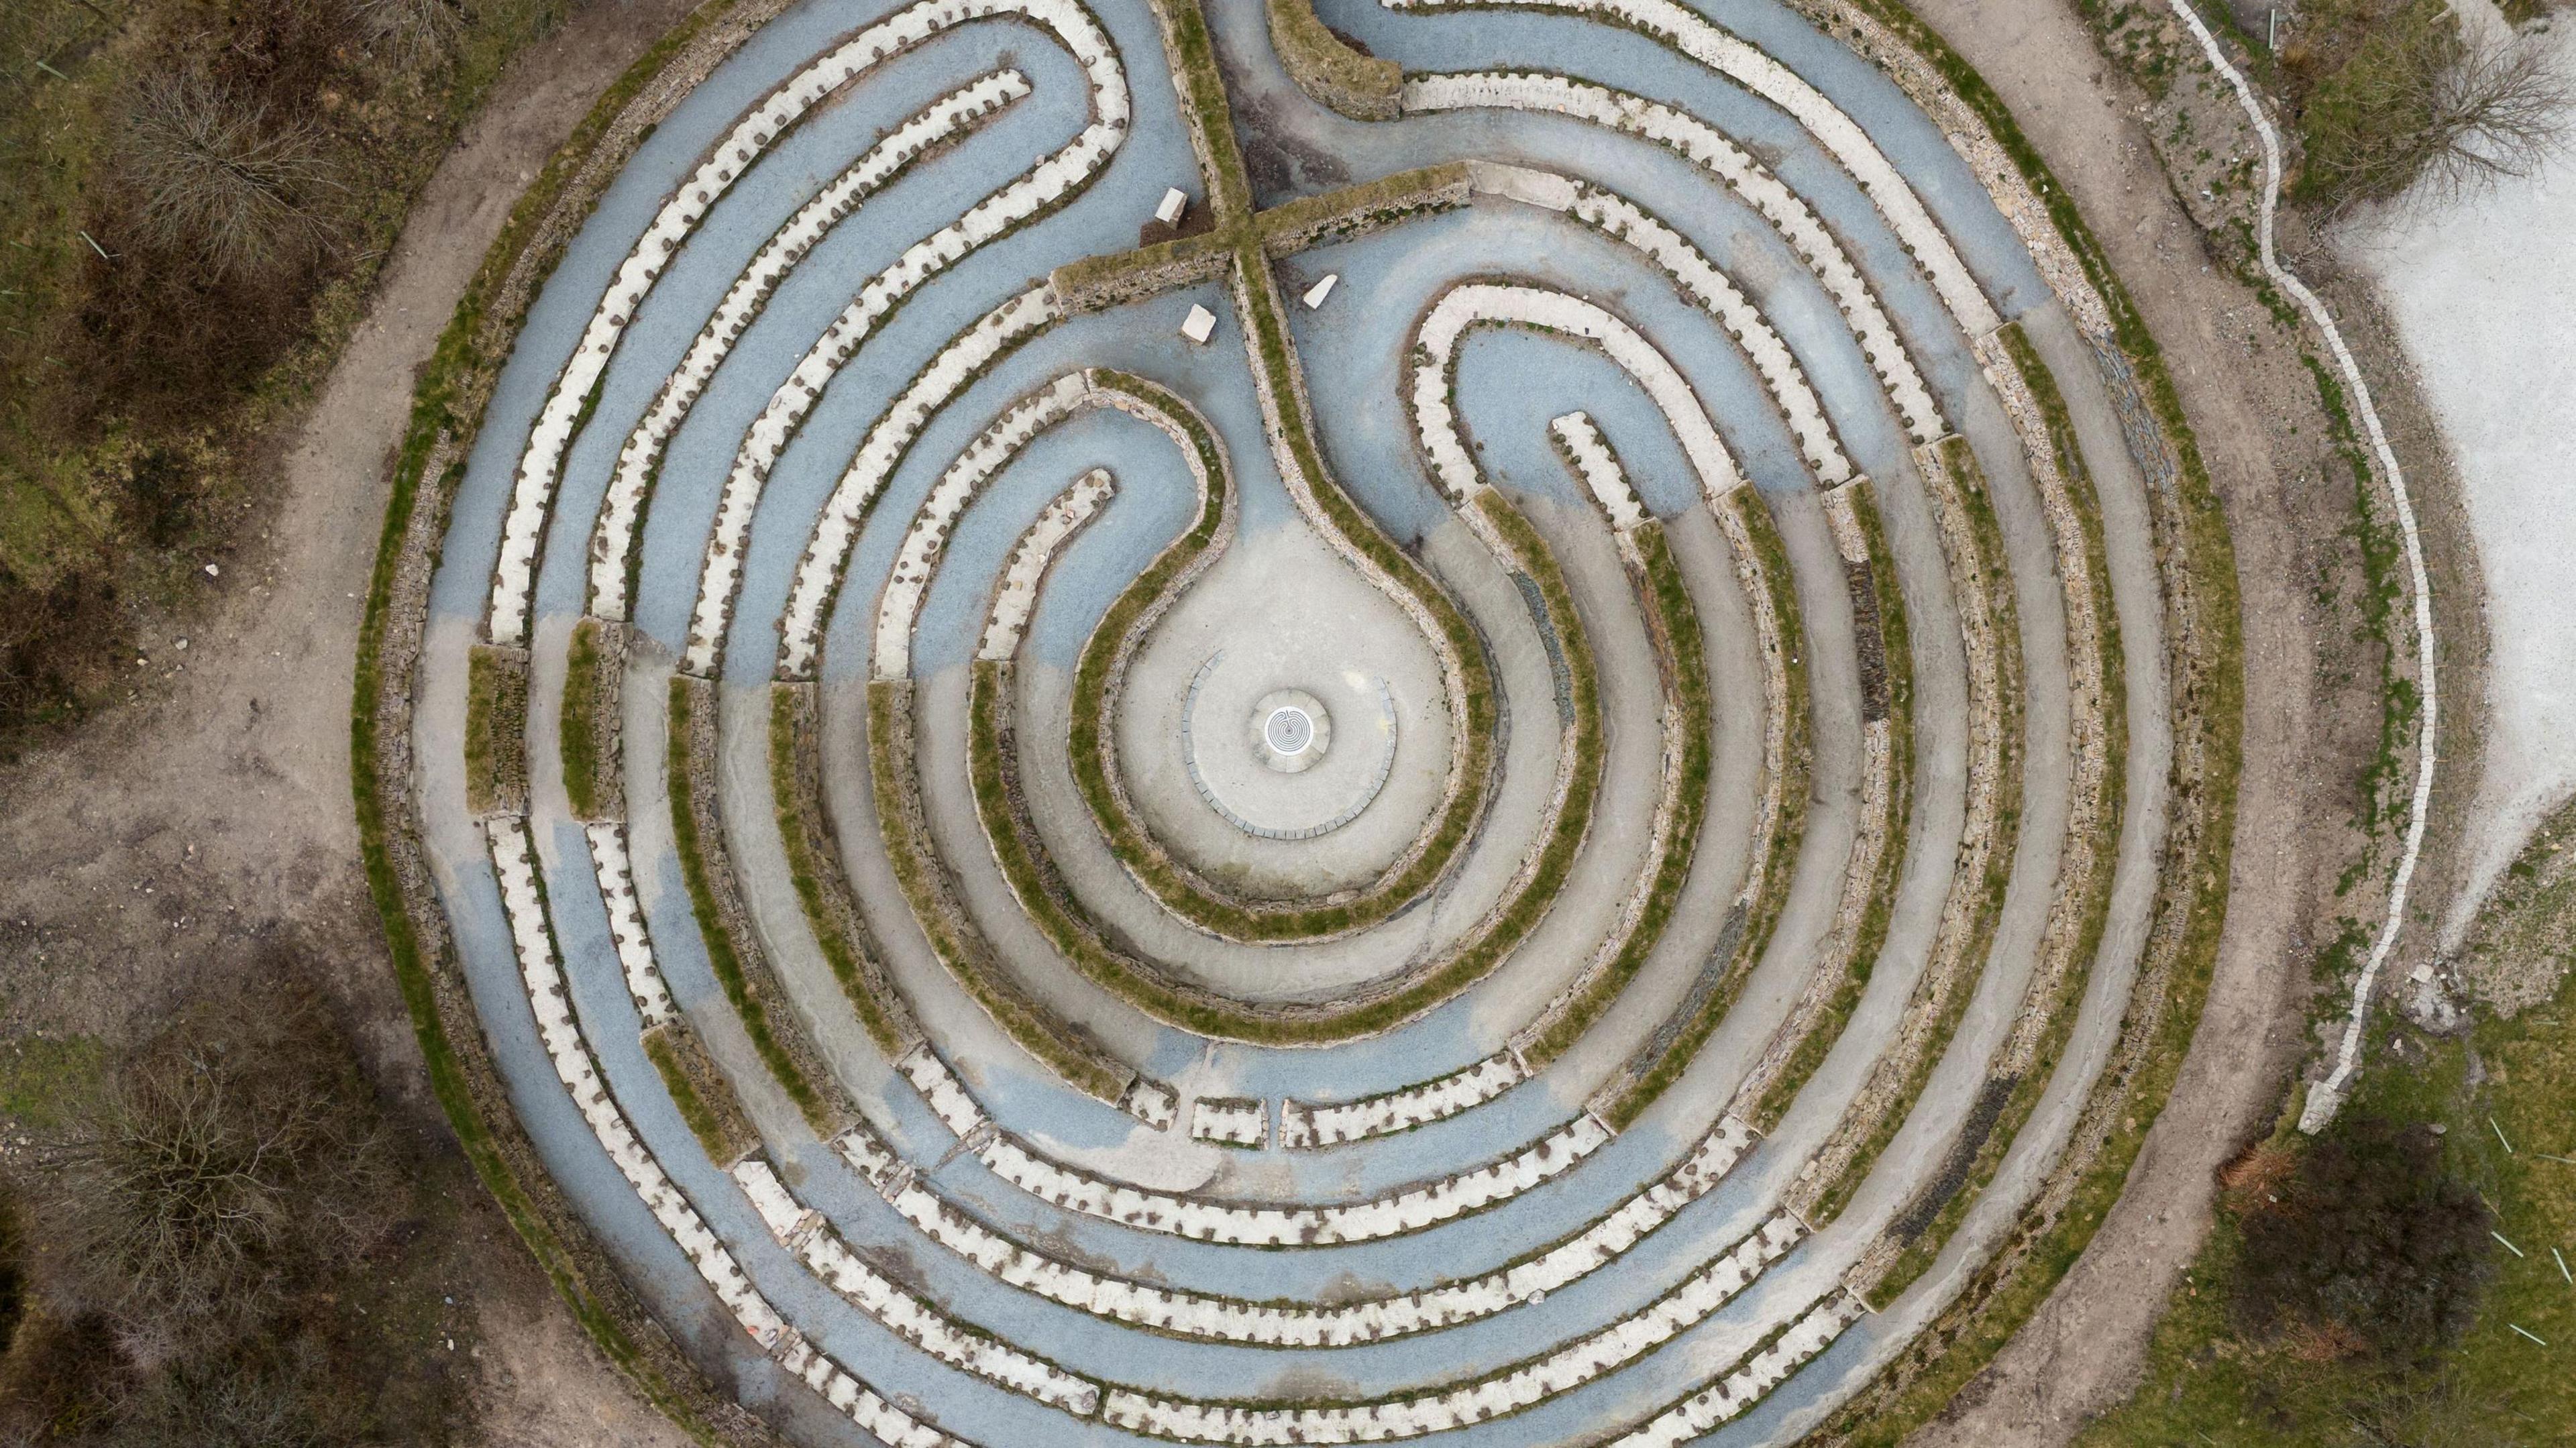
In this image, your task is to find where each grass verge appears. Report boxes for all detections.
[1868,329,2133,1304]
[641,1021,758,1167]
[1523,518,1703,1078]
[1807,437,2025,1229]
[866,679,1134,1104]
[1265,0,1402,120]
[560,618,612,820]
[1803,0,2241,1433]
[464,643,527,816]
[1591,494,1803,1125]
[767,684,915,1056]
[1000,486,1601,1043]
[663,675,837,1136]
[346,1,798,1435]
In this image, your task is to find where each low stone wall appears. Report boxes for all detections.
[670,673,855,1136]
[1792,436,2021,1227]
[771,682,923,1056]
[1265,0,1401,121]
[466,643,531,818]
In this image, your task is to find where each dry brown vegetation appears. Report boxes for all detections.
[0,962,480,1445]
[0,0,563,755]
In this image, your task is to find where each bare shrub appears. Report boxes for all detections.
[2290,1,2575,212]
[2231,1116,2495,1366]
[354,0,465,70]
[29,996,387,1341]
[121,70,343,279]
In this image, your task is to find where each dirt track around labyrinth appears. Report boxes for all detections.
[0,0,698,1439]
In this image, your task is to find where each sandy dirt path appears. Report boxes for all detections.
[1890,0,2326,1441]
[0,0,698,1440]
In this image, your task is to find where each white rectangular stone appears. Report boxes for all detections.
[1181,303,1218,343]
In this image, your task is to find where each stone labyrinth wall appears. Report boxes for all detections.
[373,0,2235,1441]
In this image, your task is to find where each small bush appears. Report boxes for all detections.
[2286,0,2573,211]
[2233,1116,2496,1366]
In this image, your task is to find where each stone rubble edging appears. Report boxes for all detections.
[484,819,977,1448]
[585,66,1034,621]
[489,0,1110,646]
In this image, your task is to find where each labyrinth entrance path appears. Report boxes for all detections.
[364,0,2237,1441]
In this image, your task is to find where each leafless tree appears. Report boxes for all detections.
[39,1053,310,1327]
[31,1011,386,1341]
[121,70,342,278]
[2308,18,2575,212]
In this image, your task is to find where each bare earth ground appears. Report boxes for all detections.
[1895,0,2347,1441]
[0,0,696,1441]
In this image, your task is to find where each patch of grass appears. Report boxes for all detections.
[867,679,1134,1103]
[2299,350,2414,847]
[1810,438,2025,1229]
[559,617,610,820]
[767,684,912,1056]
[1595,495,1803,1124]
[0,1034,107,1130]
[1869,329,2133,1303]
[641,1022,756,1166]
[663,675,835,1135]
[1147,0,1254,222]
[1800,3,2243,1433]
[1265,0,1401,120]
[463,642,527,816]
[1255,163,1472,254]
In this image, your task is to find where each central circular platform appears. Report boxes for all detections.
[1116,524,1452,898]
[1254,689,1329,772]
[1186,667,1389,838]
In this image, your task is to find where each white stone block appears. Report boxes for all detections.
[1157,185,1189,224]
[1181,303,1218,343]
[1301,273,1338,309]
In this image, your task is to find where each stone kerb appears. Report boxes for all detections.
[1265,0,1403,121]
[780,284,1065,679]
[586,67,1036,621]
[1403,70,1945,444]
[673,673,857,1135]
[486,819,975,1448]
[771,680,925,1055]
[688,10,1131,675]
[828,1108,1767,1345]
[1792,436,2020,1226]
[1731,478,1907,1128]
[490,0,1108,649]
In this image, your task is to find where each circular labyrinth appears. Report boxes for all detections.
[379,0,2232,1441]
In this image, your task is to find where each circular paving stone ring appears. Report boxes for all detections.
[366,0,2241,1443]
